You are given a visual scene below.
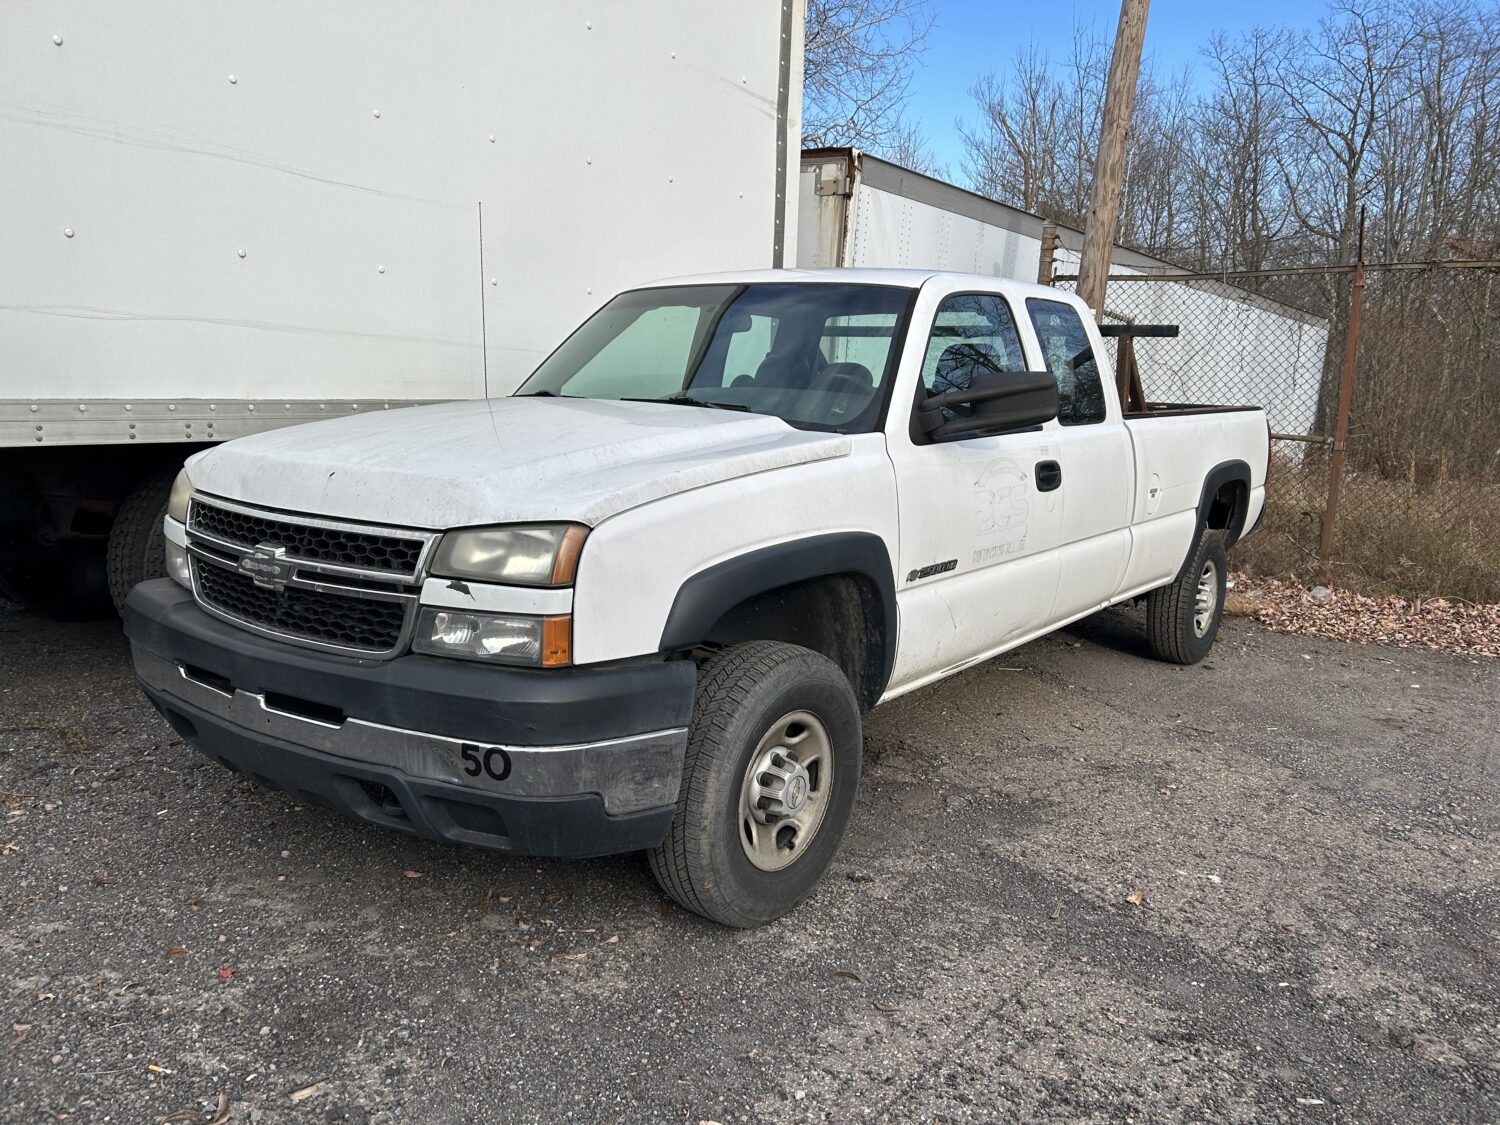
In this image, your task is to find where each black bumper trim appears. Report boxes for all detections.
[124,580,696,746]
[146,685,676,858]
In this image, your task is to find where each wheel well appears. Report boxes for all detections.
[1205,479,1246,537]
[1,445,205,542]
[697,574,888,711]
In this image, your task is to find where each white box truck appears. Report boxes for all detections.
[0,0,804,614]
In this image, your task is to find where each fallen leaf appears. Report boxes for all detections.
[551,952,588,962]
[659,901,671,918]
[1125,891,1146,907]
[93,875,116,887]
[1048,903,1064,921]
[832,969,863,983]
[156,1112,198,1124]
[216,966,236,979]
[163,946,189,958]
[288,1080,326,1103]
[402,870,424,879]
[207,1090,231,1125]
[873,1001,900,1012]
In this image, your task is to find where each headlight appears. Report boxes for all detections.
[167,467,194,523]
[412,608,571,666]
[430,523,587,586]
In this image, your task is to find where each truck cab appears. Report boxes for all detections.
[124,268,1269,926]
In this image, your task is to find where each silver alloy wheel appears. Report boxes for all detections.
[1194,559,1220,637]
[739,710,834,872]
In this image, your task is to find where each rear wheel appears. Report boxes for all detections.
[0,541,112,620]
[1145,527,1227,665]
[106,468,177,610]
[649,641,862,927]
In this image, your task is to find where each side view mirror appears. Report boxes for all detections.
[916,370,1059,441]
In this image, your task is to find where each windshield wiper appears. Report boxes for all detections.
[619,394,751,412]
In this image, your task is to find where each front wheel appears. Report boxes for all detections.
[1145,527,1227,665]
[649,641,862,928]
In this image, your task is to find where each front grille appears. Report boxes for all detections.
[184,496,432,657]
[194,562,408,654]
[189,500,424,575]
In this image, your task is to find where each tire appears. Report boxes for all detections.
[0,541,112,621]
[1145,527,1228,665]
[649,641,863,928]
[106,468,178,611]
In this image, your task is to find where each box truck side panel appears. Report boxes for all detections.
[1,1,794,412]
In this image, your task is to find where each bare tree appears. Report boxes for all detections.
[802,0,935,149]
[1189,29,1297,271]
[960,50,1065,214]
[1274,1,1427,264]
[875,117,949,178]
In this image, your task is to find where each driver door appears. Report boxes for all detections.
[885,291,1065,689]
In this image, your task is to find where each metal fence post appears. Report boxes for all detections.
[1317,215,1367,586]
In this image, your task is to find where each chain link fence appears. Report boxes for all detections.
[1054,260,1500,603]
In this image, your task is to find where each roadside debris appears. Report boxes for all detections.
[1227,572,1499,657]
[289,1080,327,1103]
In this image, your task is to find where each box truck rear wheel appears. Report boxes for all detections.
[648,641,862,928]
[0,541,112,620]
[106,468,178,611]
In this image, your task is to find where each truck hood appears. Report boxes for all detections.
[187,397,851,529]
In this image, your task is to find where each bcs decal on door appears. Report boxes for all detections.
[972,459,1030,564]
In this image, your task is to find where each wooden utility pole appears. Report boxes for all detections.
[1075,0,1150,318]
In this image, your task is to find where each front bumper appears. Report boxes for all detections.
[124,580,695,857]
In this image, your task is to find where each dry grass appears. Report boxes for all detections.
[1233,457,1500,604]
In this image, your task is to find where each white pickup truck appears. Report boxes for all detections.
[124,269,1269,926]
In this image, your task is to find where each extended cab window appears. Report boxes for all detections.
[1027,299,1106,425]
[518,283,912,432]
[919,293,1028,425]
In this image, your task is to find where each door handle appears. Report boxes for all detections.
[1036,460,1062,492]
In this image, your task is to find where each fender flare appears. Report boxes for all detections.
[658,532,898,707]
[1197,459,1252,548]
[1166,459,1252,587]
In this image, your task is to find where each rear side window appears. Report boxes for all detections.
[1027,299,1106,425]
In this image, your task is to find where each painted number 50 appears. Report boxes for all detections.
[460,744,512,782]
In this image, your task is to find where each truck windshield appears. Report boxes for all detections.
[516,283,913,432]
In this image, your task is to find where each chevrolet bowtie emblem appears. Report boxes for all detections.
[238,542,290,591]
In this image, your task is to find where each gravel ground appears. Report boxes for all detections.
[1,600,1496,1124]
